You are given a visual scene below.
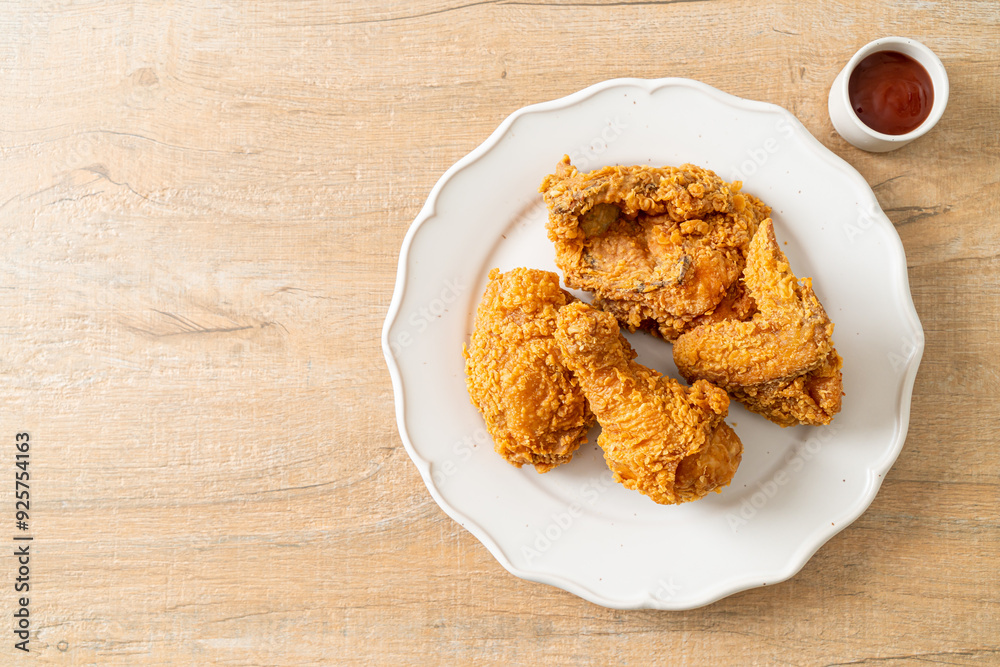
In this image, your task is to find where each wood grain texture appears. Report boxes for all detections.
[1,0,998,664]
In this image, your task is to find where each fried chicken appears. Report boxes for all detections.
[554,302,743,505]
[673,219,843,427]
[540,156,771,340]
[463,268,596,472]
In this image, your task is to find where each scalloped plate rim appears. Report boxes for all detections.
[381,77,924,610]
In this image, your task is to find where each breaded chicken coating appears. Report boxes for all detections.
[464,268,595,472]
[673,220,843,426]
[555,302,743,504]
[540,156,771,340]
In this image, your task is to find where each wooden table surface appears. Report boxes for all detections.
[2,1,998,665]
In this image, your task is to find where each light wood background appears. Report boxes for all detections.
[1,1,998,665]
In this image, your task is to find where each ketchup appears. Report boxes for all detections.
[848,50,934,135]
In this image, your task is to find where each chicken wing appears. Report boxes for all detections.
[464,268,596,472]
[540,156,771,340]
[554,302,743,505]
[673,219,843,426]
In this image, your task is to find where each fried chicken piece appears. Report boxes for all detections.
[728,350,844,427]
[464,268,596,472]
[540,156,771,340]
[673,219,843,426]
[554,302,743,505]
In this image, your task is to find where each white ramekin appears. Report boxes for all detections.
[828,37,948,153]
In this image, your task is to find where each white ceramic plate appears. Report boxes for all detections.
[382,78,923,609]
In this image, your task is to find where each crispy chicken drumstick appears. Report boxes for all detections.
[554,302,743,504]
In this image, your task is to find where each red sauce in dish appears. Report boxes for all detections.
[848,50,934,135]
